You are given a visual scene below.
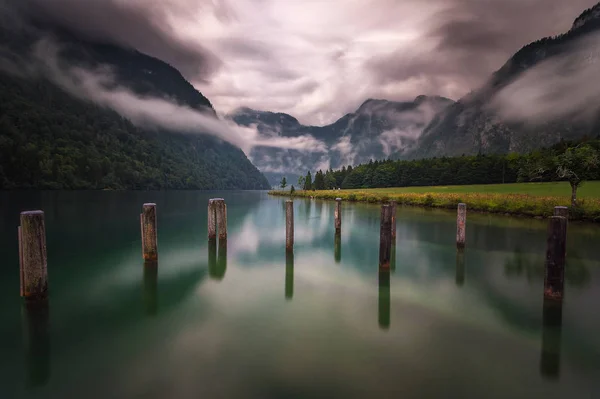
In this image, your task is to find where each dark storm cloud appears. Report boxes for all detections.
[13,0,222,80]
[367,0,598,104]
[2,0,598,124]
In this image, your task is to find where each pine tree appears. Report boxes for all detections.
[280,176,287,189]
[304,171,312,190]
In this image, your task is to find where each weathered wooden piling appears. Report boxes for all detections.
[390,200,397,239]
[19,211,48,301]
[544,216,567,301]
[553,206,569,219]
[208,198,227,241]
[335,198,342,233]
[141,203,158,261]
[378,270,391,330]
[208,199,217,241]
[216,199,228,240]
[379,205,392,269]
[540,298,563,379]
[456,203,467,248]
[286,200,294,253]
[285,251,294,300]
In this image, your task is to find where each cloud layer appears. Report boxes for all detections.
[11,0,599,125]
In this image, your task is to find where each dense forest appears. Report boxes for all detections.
[0,73,270,190]
[298,138,600,192]
[0,22,271,190]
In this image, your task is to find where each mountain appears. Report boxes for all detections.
[231,95,454,185]
[408,2,600,159]
[0,16,270,190]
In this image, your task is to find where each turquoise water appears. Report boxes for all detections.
[0,191,599,398]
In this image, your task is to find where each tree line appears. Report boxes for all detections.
[287,138,600,206]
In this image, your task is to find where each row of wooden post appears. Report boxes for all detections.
[15,199,568,302]
[284,199,569,301]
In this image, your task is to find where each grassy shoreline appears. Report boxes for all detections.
[268,186,600,222]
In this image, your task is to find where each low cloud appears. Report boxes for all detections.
[7,0,598,125]
[489,32,600,124]
[7,36,327,155]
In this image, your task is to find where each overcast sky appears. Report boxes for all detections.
[18,0,600,125]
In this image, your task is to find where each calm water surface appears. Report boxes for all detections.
[0,190,599,398]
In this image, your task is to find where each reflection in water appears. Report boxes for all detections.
[391,242,396,272]
[22,300,50,387]
[285,252,294,300]
[143,262,158,316]
[504,249,591,288]
[334,232,341,264]
[456,249,465,287]
[540,299,563,380]
[378,270,391,330]
[214,241,228,280]
[208,240,217,277]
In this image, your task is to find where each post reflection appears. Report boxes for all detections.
[456,249,465,287]
[334,232,341,264]
[285,251,294,300]
[143,261,158,316]
[209,240,227,281]
[378,270,391,330]
[540,298,563,380]
[22,300,50,387]
[391,242,396,272]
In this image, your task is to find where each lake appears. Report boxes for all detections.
[0,190,599,398]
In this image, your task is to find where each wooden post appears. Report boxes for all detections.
[456,203,466,248]
[208,199,217,241]
[553,206,568,219]
[390,200,397,239]
[379,205,392,269]
[378,270,391,330]
[285,251,294,300]
[216,198,227,241]
[141,203,158,261]
[544,216,567,301]
[286,200,294,253]
[334,198,342,234]
[19,211,48,301]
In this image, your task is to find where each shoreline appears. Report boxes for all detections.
[268,189,600,223]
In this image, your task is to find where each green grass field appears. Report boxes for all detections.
[269,181,600,222]
[353,181,600,198]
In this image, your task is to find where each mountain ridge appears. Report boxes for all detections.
[0,15,271,189]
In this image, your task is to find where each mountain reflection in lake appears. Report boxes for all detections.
[0,190,599,398]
